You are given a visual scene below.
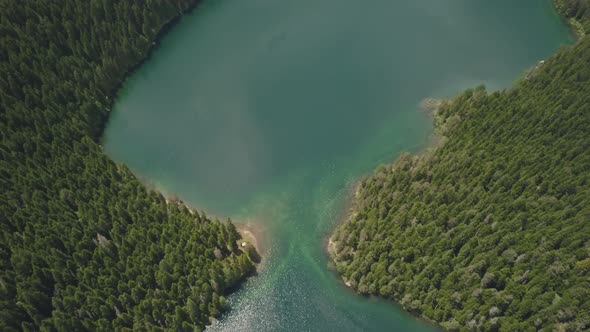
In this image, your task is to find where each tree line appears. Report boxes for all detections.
[555,0,590,37]
[1,0,256,330]
[330,5,590,331]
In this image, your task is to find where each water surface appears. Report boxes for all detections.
[103,0,571,330]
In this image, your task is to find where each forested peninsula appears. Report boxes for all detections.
[330,1,590,331]
[0,1,257,330]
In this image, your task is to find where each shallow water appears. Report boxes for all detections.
[103,0,572,330]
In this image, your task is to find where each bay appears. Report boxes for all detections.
[103,0,572,330]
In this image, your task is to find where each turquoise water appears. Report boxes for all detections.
[103,0,572,330]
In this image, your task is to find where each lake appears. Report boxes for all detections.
[103,0,572,330]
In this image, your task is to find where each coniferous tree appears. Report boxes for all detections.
[0,1,256,330]
[331,9,590,331]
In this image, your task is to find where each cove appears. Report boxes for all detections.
[102,0,572,331]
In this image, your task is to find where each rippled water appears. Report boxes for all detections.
[103,0,571,330]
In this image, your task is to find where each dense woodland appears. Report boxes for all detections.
[0,1,257,330]
[331,4,590,331]
[555,0,590,37]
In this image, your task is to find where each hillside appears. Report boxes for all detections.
[555,0,590,38]
[0,1,255,330]
[330,16,590,332]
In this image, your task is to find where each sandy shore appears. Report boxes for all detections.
[236,221,268,258]
[419,97,445,113]
[158,190,268,263]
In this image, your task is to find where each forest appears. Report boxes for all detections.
[0,0,257,330]
[555,0,590,37]
[330,3,590,331]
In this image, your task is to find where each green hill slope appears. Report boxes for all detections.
[0,1,255,330]
[555,0,590,38]
[330,28,590,332]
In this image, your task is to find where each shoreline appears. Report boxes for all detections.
[324,97,448,270]
[160,193,266,265]
[325,176,366,291]
[235,221,267,260]
[97,0,204,142]
[327,96,448,268]
[103,1,579,330]
[324,2,581,322]
[325,98,451,329]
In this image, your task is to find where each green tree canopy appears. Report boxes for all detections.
[0,0,256,330]
[331,21,590,332]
